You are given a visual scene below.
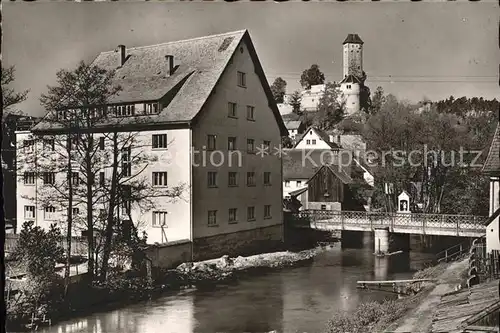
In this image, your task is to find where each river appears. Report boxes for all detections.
[38,243,435,333]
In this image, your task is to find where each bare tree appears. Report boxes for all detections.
[23,61,186,285]
[2,65,29,113]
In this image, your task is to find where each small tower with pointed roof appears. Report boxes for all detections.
[341,34,364,115]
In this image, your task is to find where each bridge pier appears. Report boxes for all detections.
[374,228,390,254]
[374,228,410,255]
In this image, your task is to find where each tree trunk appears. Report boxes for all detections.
[100,132,119,282]
[64,146,73,297]
[85,136,95,282]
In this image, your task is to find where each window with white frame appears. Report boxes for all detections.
[152,172,168,186]
[208,210,217,226]
[43,172,55,185]
[23,139,35,152]
[247,206,255,221]
[152,134,168,149]
[145,103,159,114]
[228,137,237,151]
[312,139,316,145]
[228,102,238,118]
[23,172,35,185]
[228,208,238,223]
[247,139,255,153]
[264,172,271,185]
[228,172,238,187]
[72,207,80,216]
[246,106,255,120]
[120,185,132,212]
[306,140,311,144]
[246,172,256,186]
[152,211,168,227]
[237,71,246,87]
[121,147,131,177]
[285,180,290,187]
[99,172,105,186]
[297,180,302,187]
[264,205,272,219]
[24,205,35,219]
[43,138,55,151]
[71,172,80,186]
[115,104,135,117]
[208,172,218,188]
[207,135,217,151]
[44,206,56,220]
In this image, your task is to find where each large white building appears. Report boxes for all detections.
[16,30,288,261]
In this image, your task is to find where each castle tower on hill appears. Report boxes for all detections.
[342,33,364,79]
[340,33,364,115]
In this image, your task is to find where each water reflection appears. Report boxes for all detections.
[39,247,435,333]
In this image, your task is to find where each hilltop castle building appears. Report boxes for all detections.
[280,34,366,116]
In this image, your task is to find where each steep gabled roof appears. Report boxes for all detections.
[306,164,353,185]
[482,122,500,175]
[33,30,288,136]
[343,34,364,45]
[283,148,351,180]
[293,126,340,149]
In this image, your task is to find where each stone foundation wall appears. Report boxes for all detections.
[193,224,284,261]
[145,239,193,269]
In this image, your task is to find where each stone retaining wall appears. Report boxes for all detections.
[193,224,284,261]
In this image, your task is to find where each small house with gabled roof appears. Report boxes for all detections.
[293,126,341,150]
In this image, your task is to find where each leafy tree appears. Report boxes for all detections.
[2,66,29,112]
[312,82,345,131]
[370,86,385,115]
[289,90,302,115]
[359,85,371,114]
[270,77,287,103]
[7,222,65,320]
[281,136,293,149]
[362,94,495,214]
[300,64,325,89]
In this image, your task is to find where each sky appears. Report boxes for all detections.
[3,1,499,117]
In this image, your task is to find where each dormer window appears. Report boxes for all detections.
[145,103,159,114]
[115,104,135,117]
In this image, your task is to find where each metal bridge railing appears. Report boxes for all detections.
[293,210,487,236]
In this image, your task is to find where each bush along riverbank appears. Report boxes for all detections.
[324,259,468,333]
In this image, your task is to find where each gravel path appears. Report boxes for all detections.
[389,259,468,333]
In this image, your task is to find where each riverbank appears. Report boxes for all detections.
[324,258,469,333]
[6,247,322,331]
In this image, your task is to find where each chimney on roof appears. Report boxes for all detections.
[116,45,126,67]
[165,55,174,76]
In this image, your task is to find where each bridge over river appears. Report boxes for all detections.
[293,210,488,254]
